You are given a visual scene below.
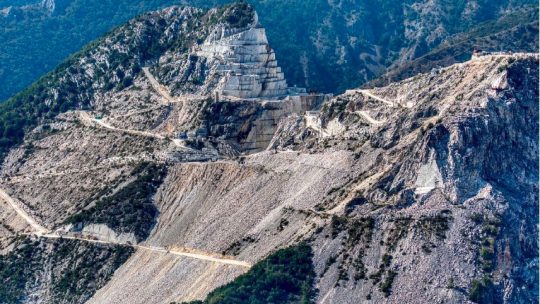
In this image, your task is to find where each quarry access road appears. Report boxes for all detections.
[39,233,252,268]
[1,186,251,268]
[345,89,396,107]
[79,111,165,140]
[112,106,164,119]
[355,110,385,125]
[78,111,187,149]
[142,67,206,105]
[0,187,49,234]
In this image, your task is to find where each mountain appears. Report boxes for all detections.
[0,2,538,304]
[0,0,538,102]
[368,6,539,87]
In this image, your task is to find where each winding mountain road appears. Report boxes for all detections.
[79,111,166,140]
[142,67,206,105]
[0,188,49,234]
[78,111,189,149]
[40,233,251,268]
[1,186,251,268]
[347,89,396,107]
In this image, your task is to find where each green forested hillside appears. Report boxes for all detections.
[0,0,182,102]
[369,7,539,87]
[184,243,317,304]
[0,238,133,304]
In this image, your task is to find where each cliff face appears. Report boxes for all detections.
[192,18,289,99]
[301,53,539,304]
[0,3,537,304]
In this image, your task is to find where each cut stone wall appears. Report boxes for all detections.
[240,94,330,152]
[197,26,288,99]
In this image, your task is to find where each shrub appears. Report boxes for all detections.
[380,270,397,297]
[187,243,317,304]
[469,277,494,304]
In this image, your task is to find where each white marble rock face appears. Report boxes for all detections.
[197,25,289,99]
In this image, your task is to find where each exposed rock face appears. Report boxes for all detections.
[269,53,539,304]
[202,94,329,153]
[197,19,289,99]
[152,5,293,101]
[81,224,137,244]
[88,54,539,304]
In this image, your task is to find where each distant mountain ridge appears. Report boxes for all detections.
[0,0,537,102]
[368,6,539,87]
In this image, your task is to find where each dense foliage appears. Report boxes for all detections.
[0,0,184,102]
[67,162,167,241]
[0,238,40,303]
[469,277,495,304]
[184,243,317,304]
[1,0,537,102]
[0,238,133,304]
[369,7,539,87]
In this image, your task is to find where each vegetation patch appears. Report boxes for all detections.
[469,277,495,304]
[467,213,501,303]
[329,216,374,286]
[380,270,397,297]
[223,235,257,256]
[478,217,500,272]
[469,213,501,274]
[385,217,413,252]
[416,212,452,240]
[222,1,254,29]
[0,237,132,304]
[66,162,167,241]
[184,243,317,304]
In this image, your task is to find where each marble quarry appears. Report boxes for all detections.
[197,22,289,99]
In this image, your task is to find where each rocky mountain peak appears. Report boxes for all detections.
[146,3,290,100]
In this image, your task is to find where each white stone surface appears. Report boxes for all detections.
[414,149,444,194]
[197,25,288,99]
[82,224,137,244]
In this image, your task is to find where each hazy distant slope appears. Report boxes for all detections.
[1,0,538,101]
[368,7,539,87]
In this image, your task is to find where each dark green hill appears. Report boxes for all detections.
[368,7,539,87]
